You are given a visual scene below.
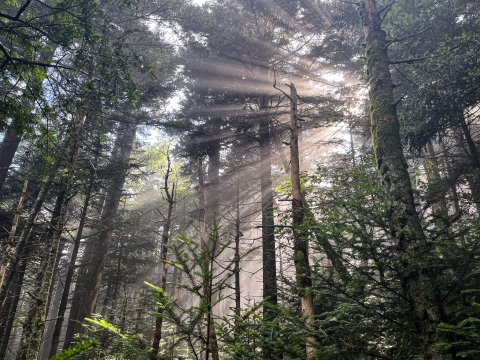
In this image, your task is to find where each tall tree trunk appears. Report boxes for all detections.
[458,113,480,206]
[197,155,219,360]
[48,169,95,357]
[152,152,176,354]
[439,138,461,217]
[0,245,30,359]
[258,97,277,315]
[64,121,137,349]
[206,137,220,360]
[108,242,124,324]
[0,184,50,312]
[234,179,241,323]
[424,141,448,216]
[0,122,22,193]
[16,116,85,360]
[289,84,317,358]
[358,1,443,357]
[0,167,29,288]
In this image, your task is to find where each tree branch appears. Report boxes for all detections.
[385,26,432,48]
[390,57,429,65]
[0,0,32,21]
[379,0,396,27]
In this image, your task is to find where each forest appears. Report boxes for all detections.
[0,0,479,359]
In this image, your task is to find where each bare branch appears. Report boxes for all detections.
[379,0,396,27]
[272,68,292,101]
[389,57,430,65]
[385,26,432,48]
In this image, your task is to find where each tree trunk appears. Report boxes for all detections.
[48,169,95,357]
[458,113,480,206]
[0,183,50,312]
[289,84,317,358]
[0,168,29,288]
[258,97,277,315]
[424,141,448,216]
[234,179,241,323]
[64,121,137,348]
[197,155,219,360]
[152,153,176,354]
[358,1,443,357]
[16,114,85,359]
[0,245,30,359]
[0,122,22,193]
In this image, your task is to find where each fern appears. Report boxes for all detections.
[49,339,98,360]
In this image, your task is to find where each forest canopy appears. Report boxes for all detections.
[0,0,480,359]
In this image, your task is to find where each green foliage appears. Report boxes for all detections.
[49,339,98,360]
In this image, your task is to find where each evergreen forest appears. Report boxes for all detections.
[1,0,480,359]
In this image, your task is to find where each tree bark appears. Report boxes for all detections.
[0,183,50,312]
[0,245,30,359]
[197,155,219,360]
[48,168,95,357]
[63,121,137,349]
[458,113,480,206]
[289,84,317,358]
[152,152,176,354]
[234,179,241,323]
[424,141,448,217]
[358,1,443,357]
[0,122,22,194]
[0,167,29,288]
[258,97,278,316]
[16,116,85,360]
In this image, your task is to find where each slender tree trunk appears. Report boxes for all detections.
[206,139,220,360]
[0,184,50,312]
[0,245,30,359]
[258,97,277,315]
[358,1,443,357]
[458,113,480,206]
[16,115,85,360]
[289,84,317,358]
[0,168,29,288]
[0,122,22,193]
[439,139,461,217]
[197,155,219,360]
[424,141,449,217]
[48,169,95,357]
[198,155,209,360]
[108,242,123,322]
[152,153,176,354]
[64,121,137,348]
[234,179,241,323]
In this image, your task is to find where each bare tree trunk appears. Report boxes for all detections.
[63,121,137,349]
[424,141,449,217]
[0,122,22,193]
[0,167,29,288]
[0,184,50,312]
[358,1,443,357]
[258,97,277,315]
[197,155,219,360]
[439,138,461,217]
[16,116,85,360]
[152,152,176,354]
[48,169,95,357]
[289,84,317,358]
[234,179,241,323]
[458,113,480,207]
[0,245,30,359]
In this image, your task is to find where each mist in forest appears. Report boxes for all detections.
[0,0,480,359]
